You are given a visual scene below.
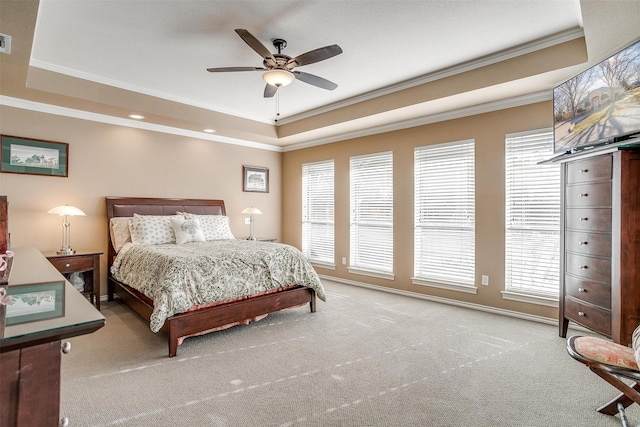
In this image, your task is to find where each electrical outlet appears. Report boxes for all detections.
[341,257,347,265]
[481,275,489,286]
[0,33,12,54]
[244,217,251,225]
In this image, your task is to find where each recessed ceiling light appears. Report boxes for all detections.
[128,114,145,120]
[203,129,216,133]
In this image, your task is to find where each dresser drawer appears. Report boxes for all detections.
[565,252,611,283]
[565,230,611,258]
[566,155,612,184]
[564,296,611,336]
[565,182,611,207]
[564,274,611,309]
[565,208,611,232]
[48,255,94,274]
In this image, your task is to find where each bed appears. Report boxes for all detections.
[106,197,325,357]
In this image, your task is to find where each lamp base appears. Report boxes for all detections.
[57,248,75,255]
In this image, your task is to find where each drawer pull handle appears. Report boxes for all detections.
[580,169,589,173]
[579,265,588,270]
[578,311,586,317]
[65,263,71,268]
[580,217,588,221]
[61,341,71,354]
[579,241,588,245]
[580,193,588,197]
[578,287,586,293]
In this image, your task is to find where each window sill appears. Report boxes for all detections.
[347,267,394,281]
[310,261,336,270]
[411,277,477,294]
[500,290,558,307]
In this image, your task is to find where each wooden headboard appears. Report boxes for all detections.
[105,197,226,267]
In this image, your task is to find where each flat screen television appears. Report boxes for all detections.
[553,38,640,154]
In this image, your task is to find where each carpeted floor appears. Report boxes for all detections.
[61,279,639,426]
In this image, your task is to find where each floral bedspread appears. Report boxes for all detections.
[110,240,326,332]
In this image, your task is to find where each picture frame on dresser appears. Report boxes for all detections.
[243,165,269,193]
[4,280,65,326]
[0,135,69,177]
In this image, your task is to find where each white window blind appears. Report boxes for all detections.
[302,160,335,267]
[414,140,475,287]
[349,151,393,277]
[505,129,560,297]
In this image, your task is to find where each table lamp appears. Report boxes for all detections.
[241,207,262,240]
[48,205,86,255]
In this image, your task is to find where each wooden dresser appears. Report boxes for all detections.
[559,147,640,345]
[1,247,105,426]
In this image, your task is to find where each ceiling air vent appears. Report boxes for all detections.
[0,33,12,54]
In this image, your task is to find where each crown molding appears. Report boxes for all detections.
[0,95,282,152]
[283,91,552,152]
[278,27,583,125]
[28,60,274,125]
[1,89,551,154]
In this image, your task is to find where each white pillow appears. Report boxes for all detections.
[109,217,132,253]
[180,213,235,240]
[129,214,184,245]
[170,217,206,245]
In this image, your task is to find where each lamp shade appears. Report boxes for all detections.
[241,207,262,215]
[262,69,295,87]
[47,205,86,216]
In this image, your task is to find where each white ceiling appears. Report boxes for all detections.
[12,0,640,148]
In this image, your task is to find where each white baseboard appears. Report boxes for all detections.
[318,274,591,334]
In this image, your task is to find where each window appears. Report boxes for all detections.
[413,139,475,292]
[349,151,393,278]
[302,160,335,268]
[504,129,560,305]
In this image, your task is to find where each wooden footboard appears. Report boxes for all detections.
[109,275,316,357]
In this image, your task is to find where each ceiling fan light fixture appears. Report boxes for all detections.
[262,69,295,87]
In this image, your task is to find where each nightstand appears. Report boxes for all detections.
[46,251,103,310]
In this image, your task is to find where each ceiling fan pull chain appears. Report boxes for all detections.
[275,91,280,122]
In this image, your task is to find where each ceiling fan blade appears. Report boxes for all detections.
[264,84,278,98]
[293,71,338,91]
[289,44,342,67]
[235,29,274,61]
[206,67,265,72]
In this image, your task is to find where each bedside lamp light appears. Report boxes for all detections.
[241,207,262,240]
[48,205,86,255]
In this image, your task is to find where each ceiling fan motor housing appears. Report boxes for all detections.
[264,53,297,70]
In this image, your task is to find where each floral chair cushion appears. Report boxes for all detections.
[633,325,640,368]
[574,335,638,370]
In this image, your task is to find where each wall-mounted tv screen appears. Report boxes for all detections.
[553,39,640,154]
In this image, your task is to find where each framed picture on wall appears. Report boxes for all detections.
[243,165,269,193]
[0,135,69,177]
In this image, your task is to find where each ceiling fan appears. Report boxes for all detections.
[207,29,343,98]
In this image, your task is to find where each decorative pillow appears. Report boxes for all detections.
[180,213,235,240]
[170,217,206,245]
[129,214,184,245]
[109,217,132,253]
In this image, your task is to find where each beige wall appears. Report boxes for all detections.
[282,101,558,320]
[0,106,282,294]
[2,101,561,320]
